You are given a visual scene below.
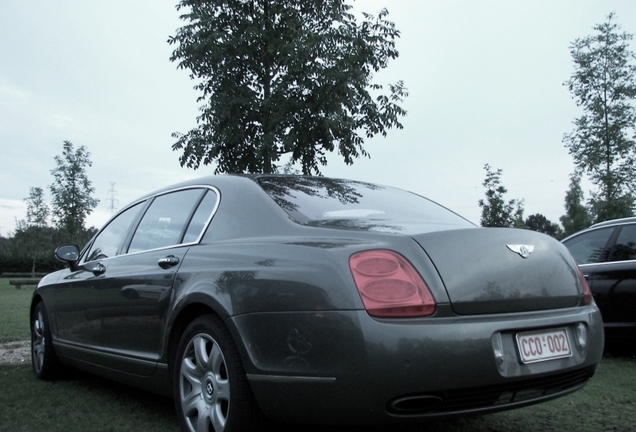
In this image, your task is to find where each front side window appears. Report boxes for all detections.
[128,189,204,253]
[609,224,636,262]
[85,202,145,262]
[564,227,614,264]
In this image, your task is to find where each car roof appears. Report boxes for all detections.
[562,216,636,243]
[590,216,636,228]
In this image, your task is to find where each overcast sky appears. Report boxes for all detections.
[2,0,636,237]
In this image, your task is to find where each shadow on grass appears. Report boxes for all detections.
[2,349,635,432]
[604,338,636,358]
[0,365,179,432]
[0,365,485,432]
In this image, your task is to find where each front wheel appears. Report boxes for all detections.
[31,301,63,380]
[174,315,265,432]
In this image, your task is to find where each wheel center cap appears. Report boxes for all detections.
[205,378,215,397]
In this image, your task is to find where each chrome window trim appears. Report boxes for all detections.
[128,184,221,252]
[578,258,635,268]
[83,185,221,261]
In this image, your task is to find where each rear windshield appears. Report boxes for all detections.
[257,176,473,229]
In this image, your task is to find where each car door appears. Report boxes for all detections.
[97,247,188,375]
[588,223,636,327]
[562,226,615,313]
[96,188,218,375]
[53,201,146,358]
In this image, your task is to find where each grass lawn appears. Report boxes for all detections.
[0,278,32,343]
[0,365,179,432]
[1,355,634,432]
[1,278,634,431]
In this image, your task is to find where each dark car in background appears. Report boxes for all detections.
[31,175,603,432]
[562,217,636,342]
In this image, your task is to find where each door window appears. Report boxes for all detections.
[609,224,636,262]
[128,189,204,253]
[564,227,614,264]
[85,202,145,262]
[183,190,217,243]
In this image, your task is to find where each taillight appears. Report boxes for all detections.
[576,266,593,306]
[349,250,436,318]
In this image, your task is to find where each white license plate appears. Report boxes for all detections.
[516,328,572,364]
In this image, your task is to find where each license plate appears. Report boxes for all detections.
[516,328,572,364]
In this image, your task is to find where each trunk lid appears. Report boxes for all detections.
[412,228,582,315]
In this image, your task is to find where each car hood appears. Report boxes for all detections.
[37,269,64,288]
[412,228,582,315]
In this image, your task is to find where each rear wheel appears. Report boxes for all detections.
[31,302,63,380]
[174,315,265,432]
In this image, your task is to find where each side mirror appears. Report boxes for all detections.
[55,244,80,271]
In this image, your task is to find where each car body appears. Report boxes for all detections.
[31,175,603,432]
[562,217,636,342]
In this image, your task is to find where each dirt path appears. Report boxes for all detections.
[0,340,30,365]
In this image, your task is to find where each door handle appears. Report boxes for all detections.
[86,262,106,276]
[158,255,180,269]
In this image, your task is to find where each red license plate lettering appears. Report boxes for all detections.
[516,328,572,364]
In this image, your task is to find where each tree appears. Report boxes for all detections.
[11,220,56,276]
[560,173,592,237]
[49,141,99,243]
[524,214,563,239]
[563,13,636,222]
[24,187,50,228]
[168,0,408,175]
[15,187,52,275]
[478,164,525,228]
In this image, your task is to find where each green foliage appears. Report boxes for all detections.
[6,224,58,274]
[9,187,54,275]
[478,164,525,228]
[49,141,99,243]
[24,187,49,228]
[524,214,563,239]
[0,141,100,274]
[0,254,63,274]
[560,173,593,237]
[169,0,408,174]
[564,13,636,223]
[1,224,96,275]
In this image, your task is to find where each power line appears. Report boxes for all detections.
[106,182,119,214]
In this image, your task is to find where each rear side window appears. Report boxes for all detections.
[564,227,614,264]
[609,224,636,262]
[183,190,217,243]
[128,189,204,253]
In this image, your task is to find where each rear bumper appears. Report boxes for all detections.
[228,304,604,424]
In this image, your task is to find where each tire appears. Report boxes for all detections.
[174,315,265,432]
[31,302,63,380]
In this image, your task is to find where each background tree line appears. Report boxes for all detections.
[0,141,98,275]
[169,3,634,239]
[479,13,636,238]
[169,2,635,238]
[3,5,634,274]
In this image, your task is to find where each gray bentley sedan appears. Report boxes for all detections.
[31,175,603,432]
